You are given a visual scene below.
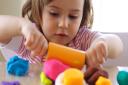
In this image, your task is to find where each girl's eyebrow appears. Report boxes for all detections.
[49,5,81,12]
[49,5,61,10]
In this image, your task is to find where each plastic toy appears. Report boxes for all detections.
[46,42,86,69]
[117,71,128,85]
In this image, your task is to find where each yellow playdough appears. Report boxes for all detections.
[63,68,84,85]
[96,76,112,85]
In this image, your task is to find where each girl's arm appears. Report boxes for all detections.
[0,15,48,57]
[0,15,24,44]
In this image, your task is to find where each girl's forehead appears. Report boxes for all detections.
[47,0,84,11]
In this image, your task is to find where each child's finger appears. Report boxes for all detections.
[96,46,105,64]
[86,53,99,67]
[98,41,108,58]
[25,34,34,49]
[86,49,96,66]
[91,47,102,64]
[29,35,41,50]
[31,38,43,55]
[38,40,48,57]
[95,41,107,64]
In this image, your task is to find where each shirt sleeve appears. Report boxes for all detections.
[0,36,23,52]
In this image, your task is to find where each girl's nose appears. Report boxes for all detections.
[58,17,69,29]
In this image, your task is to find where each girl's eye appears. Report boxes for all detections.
[69,15,78,19]
[49,12,59,17]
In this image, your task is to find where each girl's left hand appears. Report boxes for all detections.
[86,40,108,67]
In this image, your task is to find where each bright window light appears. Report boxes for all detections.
[92,0,128,32]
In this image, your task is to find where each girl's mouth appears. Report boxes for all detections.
[56,34,67,36]
[55,33,68,37]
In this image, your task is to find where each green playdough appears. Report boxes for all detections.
[117,71,128,85]
[40,72,53,85]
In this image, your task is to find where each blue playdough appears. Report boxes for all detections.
[7,56,29,76]
[1,81,20,85]
[117,71,128,85]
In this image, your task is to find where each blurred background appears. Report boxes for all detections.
[0,0,128,32]
[0,0,25,16]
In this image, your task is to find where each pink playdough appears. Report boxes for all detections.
[43,59,70,80]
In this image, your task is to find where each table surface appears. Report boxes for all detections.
[0,62,119,85]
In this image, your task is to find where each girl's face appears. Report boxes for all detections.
[41,0,84,45]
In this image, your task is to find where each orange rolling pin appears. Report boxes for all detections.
[46,42,87,69]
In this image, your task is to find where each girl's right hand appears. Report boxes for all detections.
[20,21,48,57]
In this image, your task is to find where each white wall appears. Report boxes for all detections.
[92,0,128,32]
[0,0,22,16]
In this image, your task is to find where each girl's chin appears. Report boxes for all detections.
[49,36,71,45]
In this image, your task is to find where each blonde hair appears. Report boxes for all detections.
[22,0,93,30]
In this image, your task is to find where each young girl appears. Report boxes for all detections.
[0,0,123,67]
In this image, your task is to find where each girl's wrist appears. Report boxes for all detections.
[18,18,32,36]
